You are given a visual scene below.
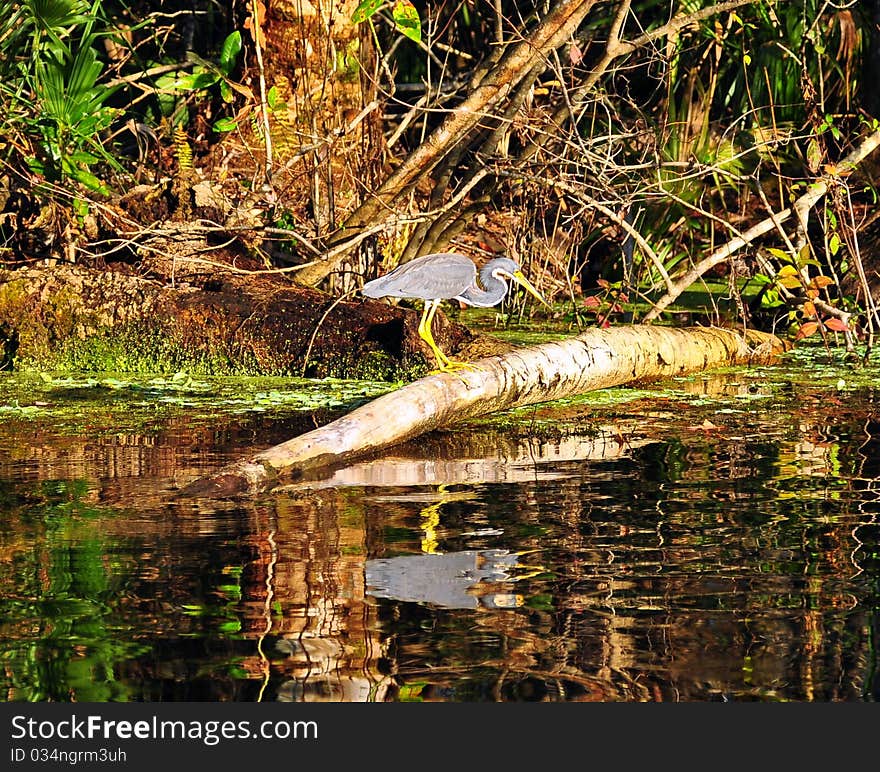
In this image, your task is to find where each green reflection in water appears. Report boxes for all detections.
[0,353,878,702]
[1,480,149,701]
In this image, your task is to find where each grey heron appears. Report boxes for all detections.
[362,252,549,371]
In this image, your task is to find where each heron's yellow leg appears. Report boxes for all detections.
[418,301,478,373]
[418,300,454,369]
[419,501,442,554]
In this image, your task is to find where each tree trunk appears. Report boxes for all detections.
[260,0,383,283]
[293,0,599,287]
[184,325,788,496]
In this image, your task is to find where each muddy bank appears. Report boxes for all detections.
[0,264,488,379]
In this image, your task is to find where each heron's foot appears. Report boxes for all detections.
[429,358,478,375]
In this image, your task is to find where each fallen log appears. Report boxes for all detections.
[182,324,789,497]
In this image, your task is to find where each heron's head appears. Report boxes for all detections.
[486,257,550,308]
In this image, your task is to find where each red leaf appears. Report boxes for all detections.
[823,317,850,332]
[795,321,820,340]
[582,295,602,309]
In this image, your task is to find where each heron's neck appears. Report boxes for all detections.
[458,278,507,307]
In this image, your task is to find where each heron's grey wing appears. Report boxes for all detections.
[362,253,477,300]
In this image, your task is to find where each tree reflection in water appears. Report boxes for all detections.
[1,372,878,701]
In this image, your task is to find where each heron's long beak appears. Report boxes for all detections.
[511,270,551,308]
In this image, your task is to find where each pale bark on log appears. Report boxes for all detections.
[184,325,787,497]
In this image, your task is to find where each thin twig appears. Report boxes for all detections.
[301,289,358,377]
[250,0,273,185]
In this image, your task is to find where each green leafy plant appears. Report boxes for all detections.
[30,36,121,193]
[153,30,248,133]
[0,0,126,197]
[352,0,422,43]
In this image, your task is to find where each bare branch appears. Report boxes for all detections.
[642,127,880,322]
[294,0,600,286]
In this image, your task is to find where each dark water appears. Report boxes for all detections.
[1,358,879,702]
